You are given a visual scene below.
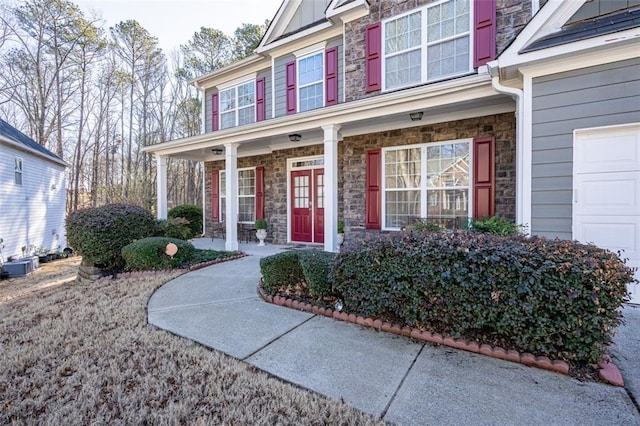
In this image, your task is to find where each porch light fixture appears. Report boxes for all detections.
[211,147,224,155]
[410,112,424,121]
[288,133,301,142]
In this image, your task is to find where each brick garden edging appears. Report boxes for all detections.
[257,283,624,387]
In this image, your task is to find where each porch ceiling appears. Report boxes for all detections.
[146,74,515,162]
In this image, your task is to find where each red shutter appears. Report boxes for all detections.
[325,47,338,106]
[473,137,495,218]
[365,22,381,92]
[211,93,219,131]
[255,166,265,220]
[211,170,220,222]
[285,61,297,115]
[256,77,266,121]
[473,0,496,68]
[365,149,382,229]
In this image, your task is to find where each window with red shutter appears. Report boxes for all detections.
[474,0,496,68]
[365,22,381,92]
[365,149,382,229]
[473,137,495,218]
[285,61,297,115]
[325,47,338,106]
[211,93,219,131]
[256,77,266,121]
[211,170,220,221]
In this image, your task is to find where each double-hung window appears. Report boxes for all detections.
[219,81,255,129]
[383,0,471,90]
[14,158,22,185]
[298,52,324,112]
[219,168,256,223]
[383,140,471,229]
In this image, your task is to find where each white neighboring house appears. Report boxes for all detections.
[0,118,69,261]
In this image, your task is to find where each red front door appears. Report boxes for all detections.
[291,169,325,243]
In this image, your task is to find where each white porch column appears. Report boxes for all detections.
[322,124,341,252]
[156,155,168,219]
[224,143,239,251]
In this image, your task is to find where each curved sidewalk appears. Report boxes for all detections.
[148,240,640,425]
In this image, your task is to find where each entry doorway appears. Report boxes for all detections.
[289,157,324,243]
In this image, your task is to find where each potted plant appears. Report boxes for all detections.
[337,220,345,247]
[255,219,268,246]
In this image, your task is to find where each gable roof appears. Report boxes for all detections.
[521,6,640,53]
[0,118,68,167]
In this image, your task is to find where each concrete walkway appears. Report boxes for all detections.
[148,238,640,425]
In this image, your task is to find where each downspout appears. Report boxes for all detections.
[487,61,527,231]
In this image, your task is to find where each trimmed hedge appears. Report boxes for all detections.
[470,216,521,236]
[332,231,633,364]
[259,251,304,293]
[121,237,196,271]
[168,204,202,239]
[156,217,193,240]
[66,204,156,269]
[298,250,336,298]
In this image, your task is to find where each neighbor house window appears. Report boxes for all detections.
[383,0,471,90]
[219,81,255,129]
[219,168,256,223]
[383,140,470,229]
[14,157,22,185]
[298,52,324,112]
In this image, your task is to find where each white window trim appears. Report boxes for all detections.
[293,41,327,59]
[217,73,257,90]
[381,139,473,230]
[14,157,23,186]
[381,0,474,92]
[296,50,325,113]
[220,167,257,224]
[219,80,256,130]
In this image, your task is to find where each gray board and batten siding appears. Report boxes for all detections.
[531,57,640,239]
[273,37,344,118]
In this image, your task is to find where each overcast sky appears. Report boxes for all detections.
[75,0,283,54]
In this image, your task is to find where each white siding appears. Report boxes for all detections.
[0,143,67,260]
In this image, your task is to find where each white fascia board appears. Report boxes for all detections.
[255,22,338,57]
[190,55,266,89]
[516,35,640,78]
[143,74,496,157]
[326,0,369,22]
[0,137,69,168]
[260,0,301,48]
[498,0,585,65]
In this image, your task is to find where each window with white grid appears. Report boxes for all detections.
[219,81,255,129]
[14,157,22,186]
[298,52,323,112]
[383,0,471,90]
[219,168,256,223]
[383,140,470,229]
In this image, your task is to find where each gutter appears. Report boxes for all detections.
[487,61,527,231]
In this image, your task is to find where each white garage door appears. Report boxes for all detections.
[573,124,640,304]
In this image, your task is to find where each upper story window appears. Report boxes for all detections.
[383,0,471,91]
[298,52,324,112]
[14,157,22,185]
[219,81,255,129]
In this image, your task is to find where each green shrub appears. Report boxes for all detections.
[156,217,193,240]
[190,249,235,264]
[337,221,344,234]
[66,204,156,269]
[121,237,196,271]
[412,218,442,232]
[332,231,633,364]
[259,251,304,293]
[255,218,267,230]
[470,216,521,236]
[168,204,202,239]
[298,250,336,298]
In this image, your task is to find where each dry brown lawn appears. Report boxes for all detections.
[0,259,384,425]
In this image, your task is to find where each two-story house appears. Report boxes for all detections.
[144,0,639,301]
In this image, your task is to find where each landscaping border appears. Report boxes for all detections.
[256,283,624,387]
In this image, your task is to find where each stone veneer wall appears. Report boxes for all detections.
[343,0,533,102]
[204,113,515,245]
